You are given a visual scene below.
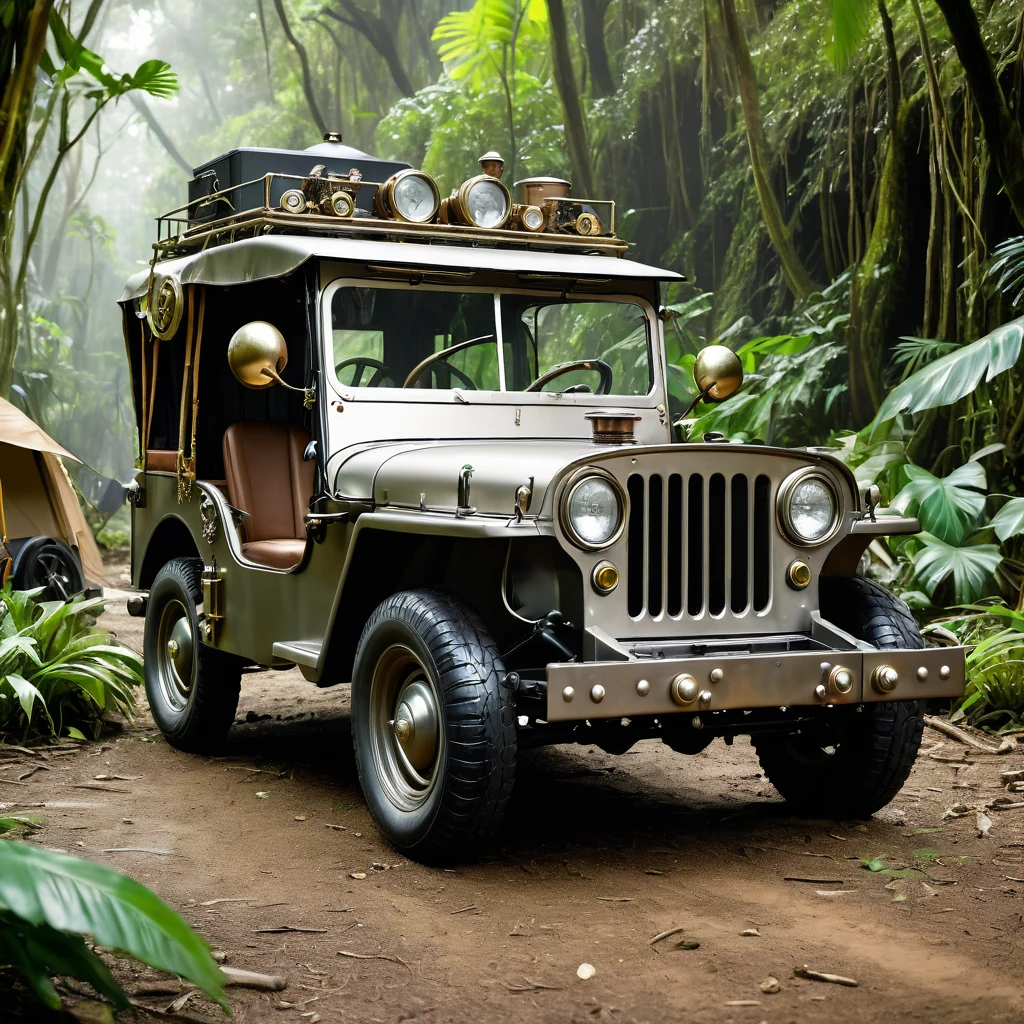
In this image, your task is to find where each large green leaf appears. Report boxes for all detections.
[0,910,127,1010]
[0,842,228,1011]
[910,535,1002,604]
[829,0,876,68]
[989,236,1024,308]
[875,317,1024,423]
[891,463,987,545]
[990,497,1024,541]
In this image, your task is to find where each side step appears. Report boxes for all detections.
[271,640,322,668]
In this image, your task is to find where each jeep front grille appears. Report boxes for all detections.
[625,472,772,619]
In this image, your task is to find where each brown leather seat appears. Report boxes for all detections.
[222,422,314,569]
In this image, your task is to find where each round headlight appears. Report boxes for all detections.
[778,469,840,545]
[519,205,546,232]
[562,472,625,550]
[376,170,440,224]
[453,175,511,229]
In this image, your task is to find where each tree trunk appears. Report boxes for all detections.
[0,0,55,395]
[331,1,416,98]
[129,94,192,175]
[718,0,815,301]
[547,0,597,197]
[272,0,328,136]
[847,2,919,426]
[932,0,1024,228]
[581,0,615,98]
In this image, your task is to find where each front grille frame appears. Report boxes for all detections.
[551,446,857,640]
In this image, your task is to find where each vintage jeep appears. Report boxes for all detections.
[121,134,965,862]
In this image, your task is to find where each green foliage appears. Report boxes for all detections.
[890,463,987,545]
[0,586,141,742]
[988,236,1024,309]
[940,604,1024,730]
[829,0,877,68]
[874,317,1024,424]
[433,0,547,85]
[906,534,1002,606]
[0,840,228,1012]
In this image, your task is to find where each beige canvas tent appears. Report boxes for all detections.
[0,396,105,594]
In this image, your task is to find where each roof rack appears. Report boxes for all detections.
[154,172,627,262]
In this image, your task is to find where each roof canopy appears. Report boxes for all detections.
[119,235,684,302]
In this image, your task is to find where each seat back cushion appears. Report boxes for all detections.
[222,422,313,542]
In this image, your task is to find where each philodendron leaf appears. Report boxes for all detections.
[891,463,987,544]
[990,497,1024,541]
[0,842,228,1012]
[874,316,1024,424]
[909,534,1002,604]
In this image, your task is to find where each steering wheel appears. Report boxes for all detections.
[336,357,388,388]
[525,358,614,395]
[416,362,478,390]
[403,333,494,389]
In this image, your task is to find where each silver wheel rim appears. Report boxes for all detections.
[369,644,443,812]
[155,598,195,713]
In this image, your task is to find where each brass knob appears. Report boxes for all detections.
[872,665,899,694]
[671,673,699,705]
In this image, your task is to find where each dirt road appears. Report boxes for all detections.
[4,576,1024,1024]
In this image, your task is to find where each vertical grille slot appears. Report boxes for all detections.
[708,474,726,615]
[730,474,750,612]
[666,473,683,617]
[753,474,771,611]
[686,474,704,615]
[647,474,664,617]
[626,474,646,617]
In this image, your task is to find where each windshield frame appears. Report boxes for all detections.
[320,274,662,408]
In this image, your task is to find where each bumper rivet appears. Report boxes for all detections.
[671,673,699,705]
[562,686,575,703]
[636,679,650,696]
[815,683,828,700]
[939,664,951,680]
[917,666,929,681]
[709,668,724,684]
[872,665,899,694]
[698,690,712,709]
[829,666,854,695]
[590,684,606,703]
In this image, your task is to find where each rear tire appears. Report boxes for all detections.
[351,588,517,864]
[12,536,84,601]
[143,557,242,753]
[753,576,925,817]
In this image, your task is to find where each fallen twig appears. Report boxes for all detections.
[74,783,131,793]
[794,965,858,987]
[450,905,477,915]
[595,896,634,902]
[324,823,348,831]
[18,764,51,780]
[649,926,685,945]
[252,926,328,934]
[784,876,844,884]
[0,778,31,786]
[504,977,563,993]
[337,950,410,970]
[924,716,1017,754]
[218,967,287,990]
[199,898,256,906]
[102,848,173,855]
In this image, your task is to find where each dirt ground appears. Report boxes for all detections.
[4,556,1024,1024]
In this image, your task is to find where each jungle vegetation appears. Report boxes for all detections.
[2,0,1023,723]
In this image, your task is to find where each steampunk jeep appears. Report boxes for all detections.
[121,134,965,862]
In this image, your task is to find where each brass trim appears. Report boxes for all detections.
[448,175,512,230]
[776,467,842,547]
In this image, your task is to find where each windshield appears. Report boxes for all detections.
[328,284,651,397]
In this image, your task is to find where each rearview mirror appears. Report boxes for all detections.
[693,345,743,402]
[227,321,289,390]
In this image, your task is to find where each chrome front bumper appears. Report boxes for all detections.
[545,644,966,722]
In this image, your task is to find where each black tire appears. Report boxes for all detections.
[12,536,84,601]
[143,557,242,753]
[351,588,517,864]
[753,576,925,817]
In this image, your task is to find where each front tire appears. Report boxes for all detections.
[753,576,925,817]
[143,558,242,753]
[351,589,517,864]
